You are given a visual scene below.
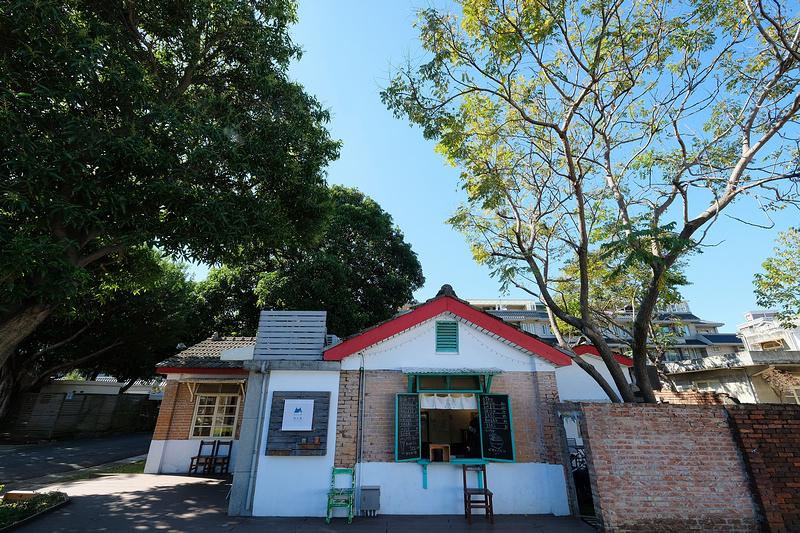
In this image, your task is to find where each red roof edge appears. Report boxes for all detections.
[573,345,634,367]
[324,296,572,366]
[157,367,249,375]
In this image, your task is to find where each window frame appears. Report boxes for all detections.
[435,321,459,353]
[784,385,800,405]
[394,391,516,463]
[189,389,241,440]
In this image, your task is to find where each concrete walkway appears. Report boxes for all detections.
[14,473,599,532]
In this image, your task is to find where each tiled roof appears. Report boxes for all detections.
[701,334,743,345]
[487,310,550,320]
[679,339,710,346]
[157,336,256,370]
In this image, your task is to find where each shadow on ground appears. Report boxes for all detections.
[19,474,597,533]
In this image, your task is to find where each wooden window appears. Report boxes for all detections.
[760,339,784,351]
[191,386,240,439]
[436,321,458,352]
[785,386,800,405]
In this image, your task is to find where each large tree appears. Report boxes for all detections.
[195,186,426,338]
[383,0,800,402]
[10,248,198,407]
[0,0,339,418]
[754,227,800,327]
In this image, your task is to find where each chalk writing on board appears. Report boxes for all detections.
[396,394,421,461]
[479,394,514,461]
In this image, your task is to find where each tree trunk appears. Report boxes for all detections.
[570,353,623,402]
[0,302,58,368]
[631,271,664,404]
[0,302,60,425]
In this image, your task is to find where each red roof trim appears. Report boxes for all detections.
[573,345,634,367]
[324,296,572,366]
[157,367,249,375]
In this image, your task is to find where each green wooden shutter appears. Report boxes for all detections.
[436,321,458,352]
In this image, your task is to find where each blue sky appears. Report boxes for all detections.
[225,0,795,333]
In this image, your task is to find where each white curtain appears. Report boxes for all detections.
[420,393,478,409]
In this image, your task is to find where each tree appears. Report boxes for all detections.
[383,0,800,402]
[0,0,339,419]
[6,248,198,416]
[193,265,262,337]
[196,186,426,338]
[754,227,800,327]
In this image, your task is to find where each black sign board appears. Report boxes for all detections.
[395,393,421,461]
[479,394,515,462]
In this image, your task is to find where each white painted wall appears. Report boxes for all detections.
[251,370,340,517]
[144,439,238,474]
[556,355,628,402]
[358,462,570,515]
[340,312,556,373]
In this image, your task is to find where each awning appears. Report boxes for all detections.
[402,367,503,375]
[180,377,247,400]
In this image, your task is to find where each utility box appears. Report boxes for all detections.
[360,485,380,516]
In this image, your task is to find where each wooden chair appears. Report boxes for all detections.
[463,464,494,524]
[326,467,355,524]
[212,440,232,474]
[189,440,217,475]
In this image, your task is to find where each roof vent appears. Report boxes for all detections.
[254,311,327,361]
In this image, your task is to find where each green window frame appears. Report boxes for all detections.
[394,391,516,463]
[436,321,458,352]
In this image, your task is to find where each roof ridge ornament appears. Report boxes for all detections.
[436,284,457,299]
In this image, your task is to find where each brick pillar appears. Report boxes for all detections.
[334,370,361,467]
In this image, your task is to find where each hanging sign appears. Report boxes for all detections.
[281,399,315,431]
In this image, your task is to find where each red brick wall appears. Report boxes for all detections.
[361,370,408,462]
[490,371,562,464]
[334,370,360,467]
[579,403,759,533]
[655,390,733,405]
[152,379,244,441]
[727,404,800,533]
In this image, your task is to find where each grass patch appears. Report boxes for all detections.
[47,460,146,484]
[0,491,68,528]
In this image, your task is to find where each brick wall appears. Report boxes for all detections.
[727,404,800,533]
[490,371,562,464]
[577,403,759,533]
[334,370,360,467]
[361,370,407,462]
[655,390,733,405]
[152,379,244,441]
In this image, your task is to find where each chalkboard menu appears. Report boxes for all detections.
[479,394,515,462]
[395,393,421,461]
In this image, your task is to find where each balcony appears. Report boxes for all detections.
[664,350,800,373]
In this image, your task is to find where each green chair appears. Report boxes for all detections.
[326,467,355,524]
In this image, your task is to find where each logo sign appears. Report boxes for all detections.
[281,399,315,431]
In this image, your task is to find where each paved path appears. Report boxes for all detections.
[1,435,598,532]
[0,432,152,489]
[16,474,599,532]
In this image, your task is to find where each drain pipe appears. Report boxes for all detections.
[356,353,366,515]
[245,361,269,513]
